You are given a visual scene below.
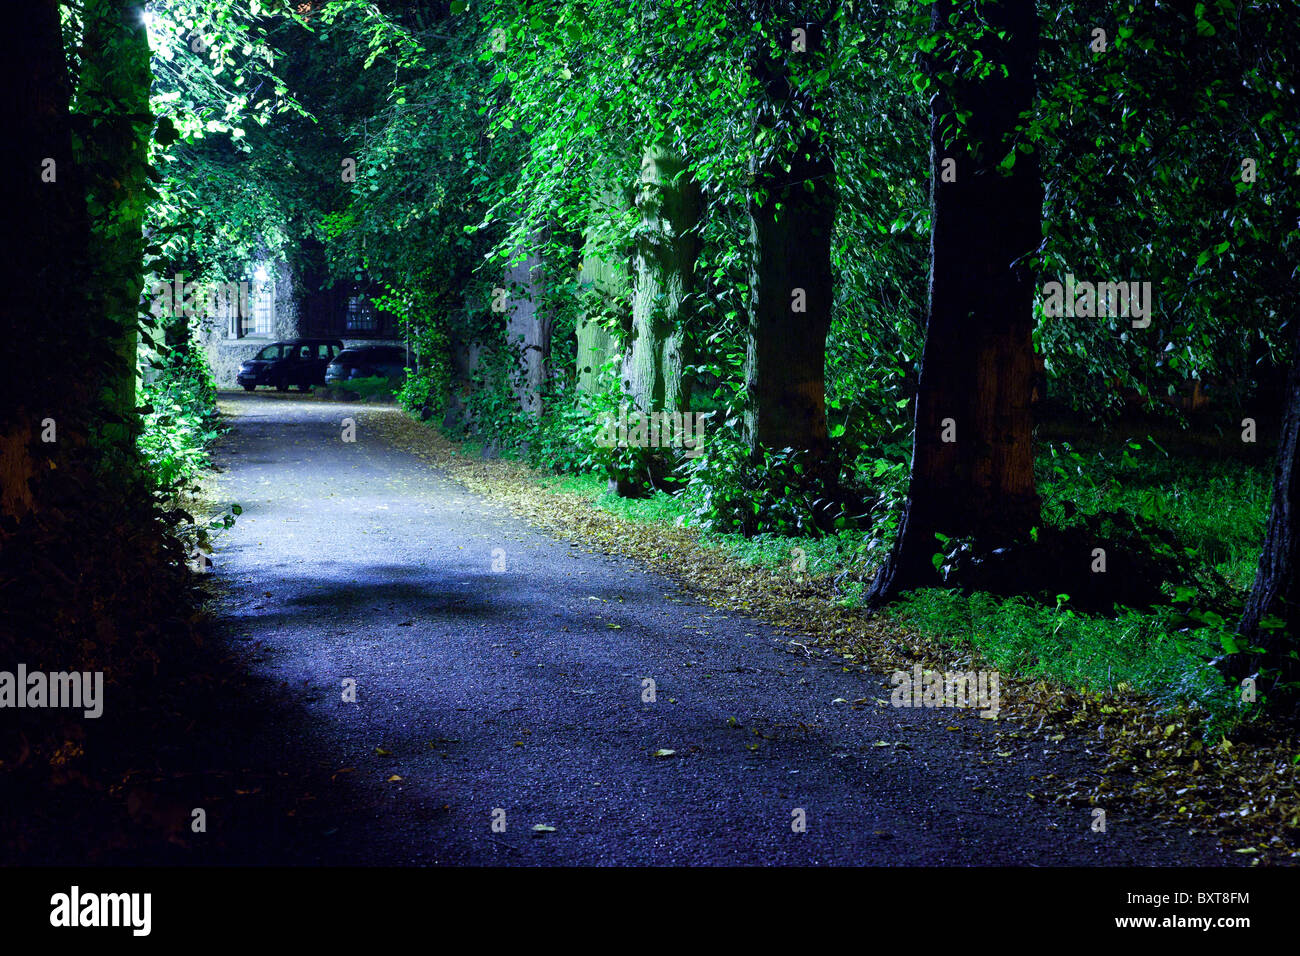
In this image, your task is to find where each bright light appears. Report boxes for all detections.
[253,265,269,283]
[140,9,165,55]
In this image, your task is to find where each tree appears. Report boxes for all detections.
[1229,310,1300,694]
[503,231,550,416]
[0,0,94,521]
[744,3,837,464]
[1217,0,1300,699]
[626,142,700,416]
[867,0,1042,604]
[77,0,154,451]
[576,184,631,396]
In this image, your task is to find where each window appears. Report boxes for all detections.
[255,345,283,360]
[249,286,273,336]
[345,296,378,332]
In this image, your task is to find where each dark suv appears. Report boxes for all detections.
[324,345,411,387]
[236,339,344,391]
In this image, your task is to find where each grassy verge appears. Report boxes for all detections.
[544,441,1265,728]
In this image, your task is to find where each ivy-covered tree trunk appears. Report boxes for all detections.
[1228,314,1300,690]
[77,0,153,450]
[577,191,626,395]
[626,143,699,415]
[867,0,1042,605]
[0,0,92,524]
[744,6,836,463]
[504,233,550,416]
[576,275,618,396]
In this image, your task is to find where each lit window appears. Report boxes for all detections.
[250,286,273,336]
[346,296,378,332]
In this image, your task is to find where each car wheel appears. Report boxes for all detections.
[241,384,255,392]
[297,383,311,392]
[275,377,289,392]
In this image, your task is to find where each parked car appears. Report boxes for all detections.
[324,345,411,388]
[236,339,344,391]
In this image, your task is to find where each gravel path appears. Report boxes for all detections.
[200,392,1230,865]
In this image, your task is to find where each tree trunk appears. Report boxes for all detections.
[576,184,630,396]
[77,0,152,450]
[0,0,92,525]
[626,143,699,415]
[867,0,1042,604]
[577,249,622,396]
[744,6,836,463]
[1228,317,1300,690]
[504,236,550,416]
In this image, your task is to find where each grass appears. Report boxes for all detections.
[321,375,399,401]
[1035,435,1270,590]
[543,473,690,524]
[537,433,1271,717]
[544,472,882,575]
[880,588,1237,712]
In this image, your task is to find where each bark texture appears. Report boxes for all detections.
[868,0,1042,604]
[504,237,550,416]
[78,0,153,447]
[744,6,836,461]
[626,143,699,415]
[1229,316,1300,688]
[577,188,629,396]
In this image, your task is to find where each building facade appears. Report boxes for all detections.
[193,260,404,386]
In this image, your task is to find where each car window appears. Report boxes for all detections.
[256,345,282,360]
[298,346,312,360]
[317,344,332,359]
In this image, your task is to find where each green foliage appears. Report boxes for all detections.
[331,375,395,400]
[447,345,608,478]
[138,337,221,496]
[142,0,301,292]
[372,281,451,417]
[571,363,659,488]
[680,423,837,537]
[1027,0,1298,418]
[545,472,691,526]
[1037,435,1269,592]
[879,588,1244,731]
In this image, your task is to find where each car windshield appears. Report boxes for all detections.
[255,345,283,360]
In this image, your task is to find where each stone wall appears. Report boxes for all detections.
[196,260,298,386]
[193,259,411,386]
